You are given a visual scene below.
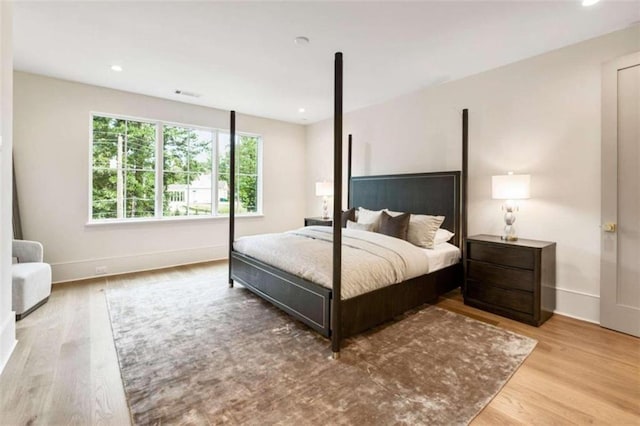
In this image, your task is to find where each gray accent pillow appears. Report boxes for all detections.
[385,209,445,248]
[378,211,410,240]
[341,208,356,228]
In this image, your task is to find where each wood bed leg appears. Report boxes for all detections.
[347,134,352,208]
[332,351,340,360]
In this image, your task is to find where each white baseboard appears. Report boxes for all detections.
[50,249,603,325]
[51,244,227,283]
[553,286,600,324]
[0,312,17,375]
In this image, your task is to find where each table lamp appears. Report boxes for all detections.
[315,181,333,219]
[491,172,531,241]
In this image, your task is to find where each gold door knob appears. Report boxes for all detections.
[603,223,617,233]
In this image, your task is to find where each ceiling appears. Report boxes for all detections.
[13,1,640,124]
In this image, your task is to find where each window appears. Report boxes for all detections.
[163,126,214,217]
[217,133,260,214]
[90,114,262,221]
[92,116,156,219]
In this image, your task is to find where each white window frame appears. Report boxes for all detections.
[88,112,263,224]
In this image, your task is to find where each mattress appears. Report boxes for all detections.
[422,242,461,273]
[233,226,460,300]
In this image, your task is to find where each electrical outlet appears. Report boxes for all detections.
[95,266,108,275]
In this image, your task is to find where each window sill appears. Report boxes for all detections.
[85,213,264,227]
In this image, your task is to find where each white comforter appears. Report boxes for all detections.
[233,226,429,300]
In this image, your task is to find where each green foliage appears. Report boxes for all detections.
[91,116,260,219]
[162,125,213,216]
[92,116,156,219]
[218,135,259,213]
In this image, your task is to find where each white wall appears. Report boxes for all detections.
[0,0,16,374]
[305,26,640,324]
[13,73,306,282]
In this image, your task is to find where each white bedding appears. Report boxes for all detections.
[233,226,459,300]
[421,242,461,273]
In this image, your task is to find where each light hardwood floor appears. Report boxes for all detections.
[1,261,638,425]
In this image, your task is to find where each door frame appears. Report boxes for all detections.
[600,52,640,336]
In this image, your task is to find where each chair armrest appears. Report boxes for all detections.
[12,240,44,263]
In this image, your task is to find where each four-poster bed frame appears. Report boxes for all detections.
[228,52,469,357]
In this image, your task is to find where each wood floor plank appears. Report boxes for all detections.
[90,282,130,426]
[511,367,640,424]
[0,261,637,425]
[471,405,523,425]
[41,282,93,426]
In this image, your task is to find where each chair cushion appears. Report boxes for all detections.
[12,262,52,315]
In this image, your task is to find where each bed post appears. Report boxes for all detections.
[332,52,343,359]
[347,134,352,208]
[228,110,236,288]
[461,108,468,294]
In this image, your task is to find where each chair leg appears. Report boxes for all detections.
[15,296,49,321]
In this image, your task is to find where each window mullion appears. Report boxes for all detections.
[257,137,263,215]
[212,129,218,216]
[155,122,163,218]
[116,125,125,219]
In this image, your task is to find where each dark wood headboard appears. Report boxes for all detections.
[349,171,461,247]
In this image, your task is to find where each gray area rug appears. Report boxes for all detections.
[106,277,536,425]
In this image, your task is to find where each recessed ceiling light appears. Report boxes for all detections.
[298,107,305,113]
[582,0,600,6]
[294,36,310,46]
[111,65,123,72]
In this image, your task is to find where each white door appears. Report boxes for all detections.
[601,52,640,337]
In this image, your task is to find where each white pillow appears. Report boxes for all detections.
[434,228,455,245]
[346,220,374,232]
[385,209,445,248]
[407,215,444,248]
[356,207,383,232]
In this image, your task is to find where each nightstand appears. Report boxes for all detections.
[304,217,332,227]
[464,234,556,326]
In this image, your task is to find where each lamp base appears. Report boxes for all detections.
[322,197,329,219]
[501,204,518,241]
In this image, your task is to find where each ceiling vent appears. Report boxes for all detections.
[174,89,201,98]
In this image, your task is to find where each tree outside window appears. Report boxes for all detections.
[92,116,156,220]
[91,114,261,221]
[217,133,259,214]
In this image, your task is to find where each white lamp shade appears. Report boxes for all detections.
[315,181,333,197]
[492,174,531,200]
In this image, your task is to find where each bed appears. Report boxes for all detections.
[234,226,460,300]
[227,52,469,356]
[230,172,464,338]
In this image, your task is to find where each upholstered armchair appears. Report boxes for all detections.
[12,240,52,320]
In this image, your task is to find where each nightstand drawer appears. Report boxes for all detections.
[467,261,534,292]
[466,280,534,315]
[468,242,534,270]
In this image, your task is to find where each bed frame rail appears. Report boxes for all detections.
[232,252,332,336]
